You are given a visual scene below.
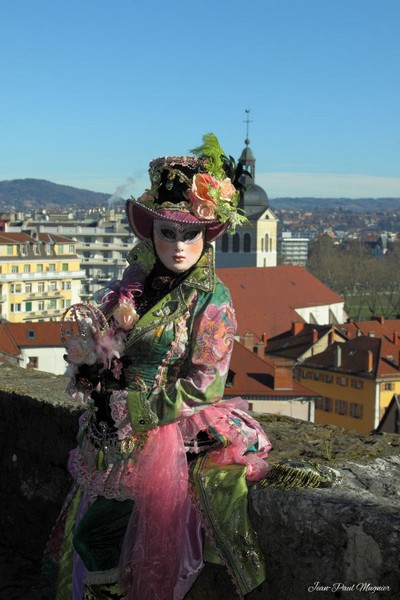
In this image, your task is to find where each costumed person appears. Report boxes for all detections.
[42,133,272,600]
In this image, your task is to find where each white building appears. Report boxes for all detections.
[278,232,309,266]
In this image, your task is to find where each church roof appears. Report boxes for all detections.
[217,265,345,340]
[237,139,269,214]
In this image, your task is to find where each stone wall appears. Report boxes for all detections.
[1,365,399,600]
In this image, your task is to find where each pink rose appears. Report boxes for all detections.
[66,338,97,365]
[191,201,216,220]
[113,300,139,330]
[219,178,235,200]
[188,173,218,206]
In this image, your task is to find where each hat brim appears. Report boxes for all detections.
[126,200,228,242]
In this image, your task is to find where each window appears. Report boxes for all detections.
[25,283,32,293]
[225,369,235,388]
[24,264,31,273]
[383,382,395,391]
[49,282,57,291]
[33,244,40,255]
[58,244,64,254]
[316,397,332,412]
[7,245,13,255]
[27,357,38,369]
[243,233,251,253]
[46,244,52,255]
[69,244,75,254]
[48,263,55,272]
[28,330,35,339]
[351,379,364,389]
[38,301,45,310]
[11,303,22,313]
[65,281,71,290]
[335,400,348,415]
[62,263,68,271]
[37,264,43,272]
[38,282,45,293]
[66,299,71,308]
[49,299,57,308]
[21,245,28,256]
[350,403,363,419]
[11,265,18,274]
[11,284,22,294]
[25,302,32,312]
[221,234,229,253]
[232,233,240,252]
[325,374,333,383]
[337,376,348,386]
[264,234,269,252]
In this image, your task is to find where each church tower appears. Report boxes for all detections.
[215,115,278,267]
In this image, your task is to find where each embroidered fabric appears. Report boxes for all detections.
[179,398,272,481]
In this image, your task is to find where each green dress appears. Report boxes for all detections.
[42,241,271,600]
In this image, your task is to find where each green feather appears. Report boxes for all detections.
[190,133,226,179]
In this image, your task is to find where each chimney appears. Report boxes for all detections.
[393,331,398,345]
[273,359,293,390]
[241,332,254,350]
[371,315,385,325]
[261,332,268,346]
[312,329,318,344]
[328,326,335,345]
[367,350,374,372]
[291,322,304,336]
[334,345,342,368]
[254,342,265,357]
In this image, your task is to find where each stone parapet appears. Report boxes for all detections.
[0,366,399,599]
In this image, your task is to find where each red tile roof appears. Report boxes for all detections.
[217,266,344,340]
[341,318,400,345]
[225,341,318,399]
[265,324,348,360]
[301,335,400,380]
[0,322,63,354]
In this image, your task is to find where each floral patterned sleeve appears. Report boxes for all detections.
[148,285,237,425]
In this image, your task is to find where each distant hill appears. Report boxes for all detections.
[271,197,400,212]
[0,178,399,213]
[0,178,116,210]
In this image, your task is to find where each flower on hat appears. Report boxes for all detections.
[188,172,240,225]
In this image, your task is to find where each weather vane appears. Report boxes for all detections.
[243,109,252,142]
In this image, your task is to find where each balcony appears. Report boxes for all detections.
[1,270,86,282]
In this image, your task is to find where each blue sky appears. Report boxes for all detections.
[1,0,399,199]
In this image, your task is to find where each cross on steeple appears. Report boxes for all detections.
[243,109,252,145]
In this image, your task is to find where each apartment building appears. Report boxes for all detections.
[6,209,137,300]
[299,335,400,434]
[0,232,83,322]
[278,231,309,266]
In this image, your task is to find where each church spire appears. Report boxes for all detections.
[239,109,256,181]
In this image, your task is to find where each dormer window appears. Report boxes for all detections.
[28,330,35,339]
[225,370,236,388]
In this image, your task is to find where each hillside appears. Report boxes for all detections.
[0,178,399,213]
[271,196,400,211]
[0,178,114,210]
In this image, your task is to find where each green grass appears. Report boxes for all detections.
[345,292,400,321]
